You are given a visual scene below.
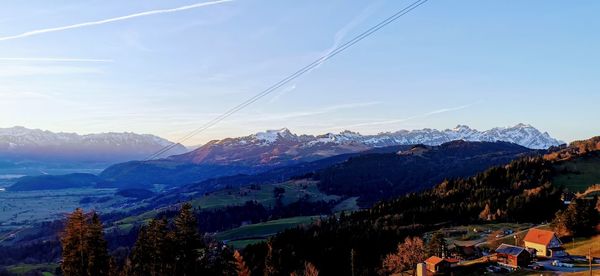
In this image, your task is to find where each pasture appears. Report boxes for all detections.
[215,215,319,248]
[553,157,600,192]
[0,188,130,233]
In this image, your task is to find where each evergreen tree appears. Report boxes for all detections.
[350,248,356,276]
[147,218,172,275]
[127,226,153,276]
[61,209,110,276]
[199,242,236,275]
[233,250,251,276]
[426,232,448,258]
[263,241,278,276]
[172,203,203,276]
[552,197,599,236]
[127,218,174,276]
[303,262,319,276]
[108,257,119,276]
[86,212,110,276]
[61,208,88,276]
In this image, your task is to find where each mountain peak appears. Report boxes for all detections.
[169,124,562,167]
[513,123,533,128]
[453,124,473,131]
[253,128,296,143]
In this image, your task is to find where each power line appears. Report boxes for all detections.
[146,0,429,160]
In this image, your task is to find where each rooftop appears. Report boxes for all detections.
[425,256,444,265]
[523,228,558,246]
[496,244,527,256]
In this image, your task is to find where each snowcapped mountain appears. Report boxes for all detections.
[0,126,188,166]
[171,124,563,167]
[339,123,563,149]
[170,128,369,167]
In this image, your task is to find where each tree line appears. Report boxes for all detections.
[240,157,569,275]
[59,204,253,276]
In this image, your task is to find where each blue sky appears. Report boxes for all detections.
[0,0,598,145]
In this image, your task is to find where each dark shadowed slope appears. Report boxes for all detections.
[314,141,538,205]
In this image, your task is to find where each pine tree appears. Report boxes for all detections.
[172,203,202,276]
[108,257,119,276]
[128,226,153,276]
[233,250,251,276]
[350,248,356,276]
[303,262,319,276]
[86,212,110,276]
[127,218,175,276]
[263,241,278,276]
[61,208,88,276]
[60,209,111,276]
[120,258,134,276]
[427,232,448,258]
[147,218,172,275]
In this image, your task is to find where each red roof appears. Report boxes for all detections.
[445,258,460,264]
[523,229,557,246]
[425,256,444,265]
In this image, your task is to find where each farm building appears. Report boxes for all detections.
[425,256,448,273]
[523,229,565,257]
[424,256,459,273]
[495,244,531,268]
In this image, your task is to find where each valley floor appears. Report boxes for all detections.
[0,188,132,239]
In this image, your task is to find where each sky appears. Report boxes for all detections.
[0,0,598,145]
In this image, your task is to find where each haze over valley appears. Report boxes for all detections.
[0,1,598,275]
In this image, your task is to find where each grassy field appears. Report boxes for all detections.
[0,188,132,233]
[214,215,319,248]
[5,263,58,275]
[115,180,341,228]
[191,180,339,210]
[333,196,360,212]
[566,235,600,258]
[553,157,600,192]
[228,238,267,249]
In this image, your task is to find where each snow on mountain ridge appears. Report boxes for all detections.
[0,127,180,148]
[220,124,562,150]
[0,127,188,162]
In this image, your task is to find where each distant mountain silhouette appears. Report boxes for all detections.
[0,126,187,168]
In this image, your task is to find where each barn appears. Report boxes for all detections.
[495,244,531,268]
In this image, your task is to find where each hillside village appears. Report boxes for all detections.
[416,227,599,275]
[413,179,600,275]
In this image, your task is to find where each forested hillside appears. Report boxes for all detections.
[241,156,564,275]
[314,141,535,205]
[2,138,599,275]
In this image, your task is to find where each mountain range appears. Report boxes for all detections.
[0,126,188,168]
[6,124,563,189]
[148,141,536,209]
[170,123,562,167]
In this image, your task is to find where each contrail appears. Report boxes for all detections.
[0,57,113,62]
[0,0,233,42]
[316,2,381,69]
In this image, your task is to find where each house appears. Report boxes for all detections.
[495,244,531,268]
[425,256,450,273]
[424,256,459,273]
[523,229,565,257]
[416,263,428,276]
